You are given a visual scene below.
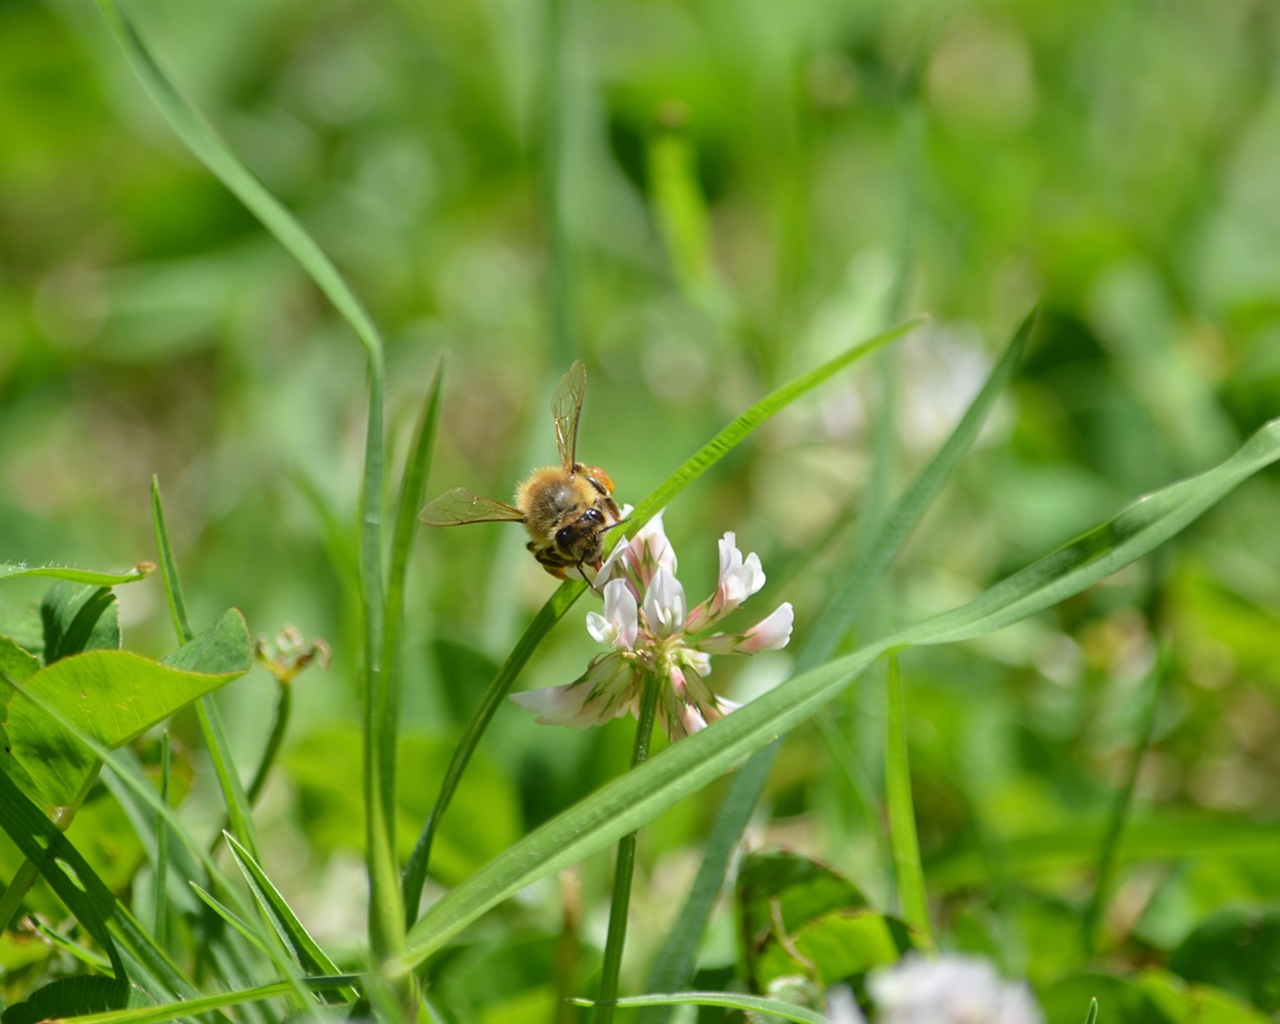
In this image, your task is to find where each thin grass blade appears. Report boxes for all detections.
[885,653,932,948]
[574,991,828,1024]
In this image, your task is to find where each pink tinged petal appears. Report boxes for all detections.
[587,579,639,649]
[635,509,677,582]
[696,602,794,655]
[510,655,636,729]
[699,533,767,626]
[643,566,687,638]
[738,602,794,653]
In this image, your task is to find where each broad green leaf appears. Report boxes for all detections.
[0,976,146,1024]
[398,416,1280,970]
[41,583,121,663]
[737,849,868,957]
[4,608,252,806]
[1167,906,1280,1012]
[1039,973,1177,1024]
[1138,968,1273,1024]
[756,910,911,989]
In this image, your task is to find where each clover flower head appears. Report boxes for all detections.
[866,954,1043,1024]
[511,511,792,741]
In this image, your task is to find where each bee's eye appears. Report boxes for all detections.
[556,526,574,545]
[583,508,604,525]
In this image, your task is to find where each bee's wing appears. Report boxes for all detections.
[552,359,587,471]
[420,488,525,526]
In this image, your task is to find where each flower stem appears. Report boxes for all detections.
[596,672,662,1024]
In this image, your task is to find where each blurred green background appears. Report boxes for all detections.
[3,0,1280,1014]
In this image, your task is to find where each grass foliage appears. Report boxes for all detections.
[2,2,1280,1022]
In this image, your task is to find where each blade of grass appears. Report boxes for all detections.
[575,992,828,1024]
[224,833,358,1005]
[153,731,171,949]
[57,976,361,1024]
[402,320,921,910]
[643,309,1030,1004]
[1080,644,1169,957]
[189,884,275,959]
[885,653,932,948]
[397,415,1280,969]
[152,478,261,862]
[96,0,400,962]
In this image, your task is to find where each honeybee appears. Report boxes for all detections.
[420,360,624,580]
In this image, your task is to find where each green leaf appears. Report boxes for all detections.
[0,975,145,1024]
[737,849,868,962]
[4,608,253,806]
[41,583,121,663]
[1137,968,1274,1024]
[756,910,911,989]
[397,416,1280,971]
[1040,973,1177,1024]
[1167,906,1280,1012]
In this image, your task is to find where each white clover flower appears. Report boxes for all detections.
[867,954,1043,1024]
[511,510,793,741]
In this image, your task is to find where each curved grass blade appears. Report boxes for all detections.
[894,417,1280,648]
[402,321,922,910]
[574,991,828,1024]
[643,309,1031,1005]
[398,415,1280,968]
[96,0,399,960]
[190,883,274,958]
[802,307,1036,668]
[55,976,360,1024]
[0,563,151,587]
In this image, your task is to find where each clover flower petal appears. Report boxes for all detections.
[510,653,637,729]
[867,954,1043,1024]
[587,578,639,650]
[512,510,792,741]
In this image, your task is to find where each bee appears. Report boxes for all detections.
[420,360,624,580]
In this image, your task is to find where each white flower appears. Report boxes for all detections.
[511,511,792,741]
[867,954,1043,1024]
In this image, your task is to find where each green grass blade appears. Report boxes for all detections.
[386,361,444,930]
[55,978,354,1024]
[93,0,384,365]
[642,311,1024,1001]
[574,991,828,1024]
[403,323,921,903]
[398,415,1280,969]
[801,307,1036,669]
[1084,996,1099,1024]
[150,476,193,643]
[0,768,127,983]
[885,654,932,948]
[96,0,399,961]
[1081,646,1168,956]
[153,731,171,948]
[224,833,357,1004]
[894,416,1280,648]
[626,319,922,533]
[189,883,275,958]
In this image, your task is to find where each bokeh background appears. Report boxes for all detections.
[3,0,1280,1016]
